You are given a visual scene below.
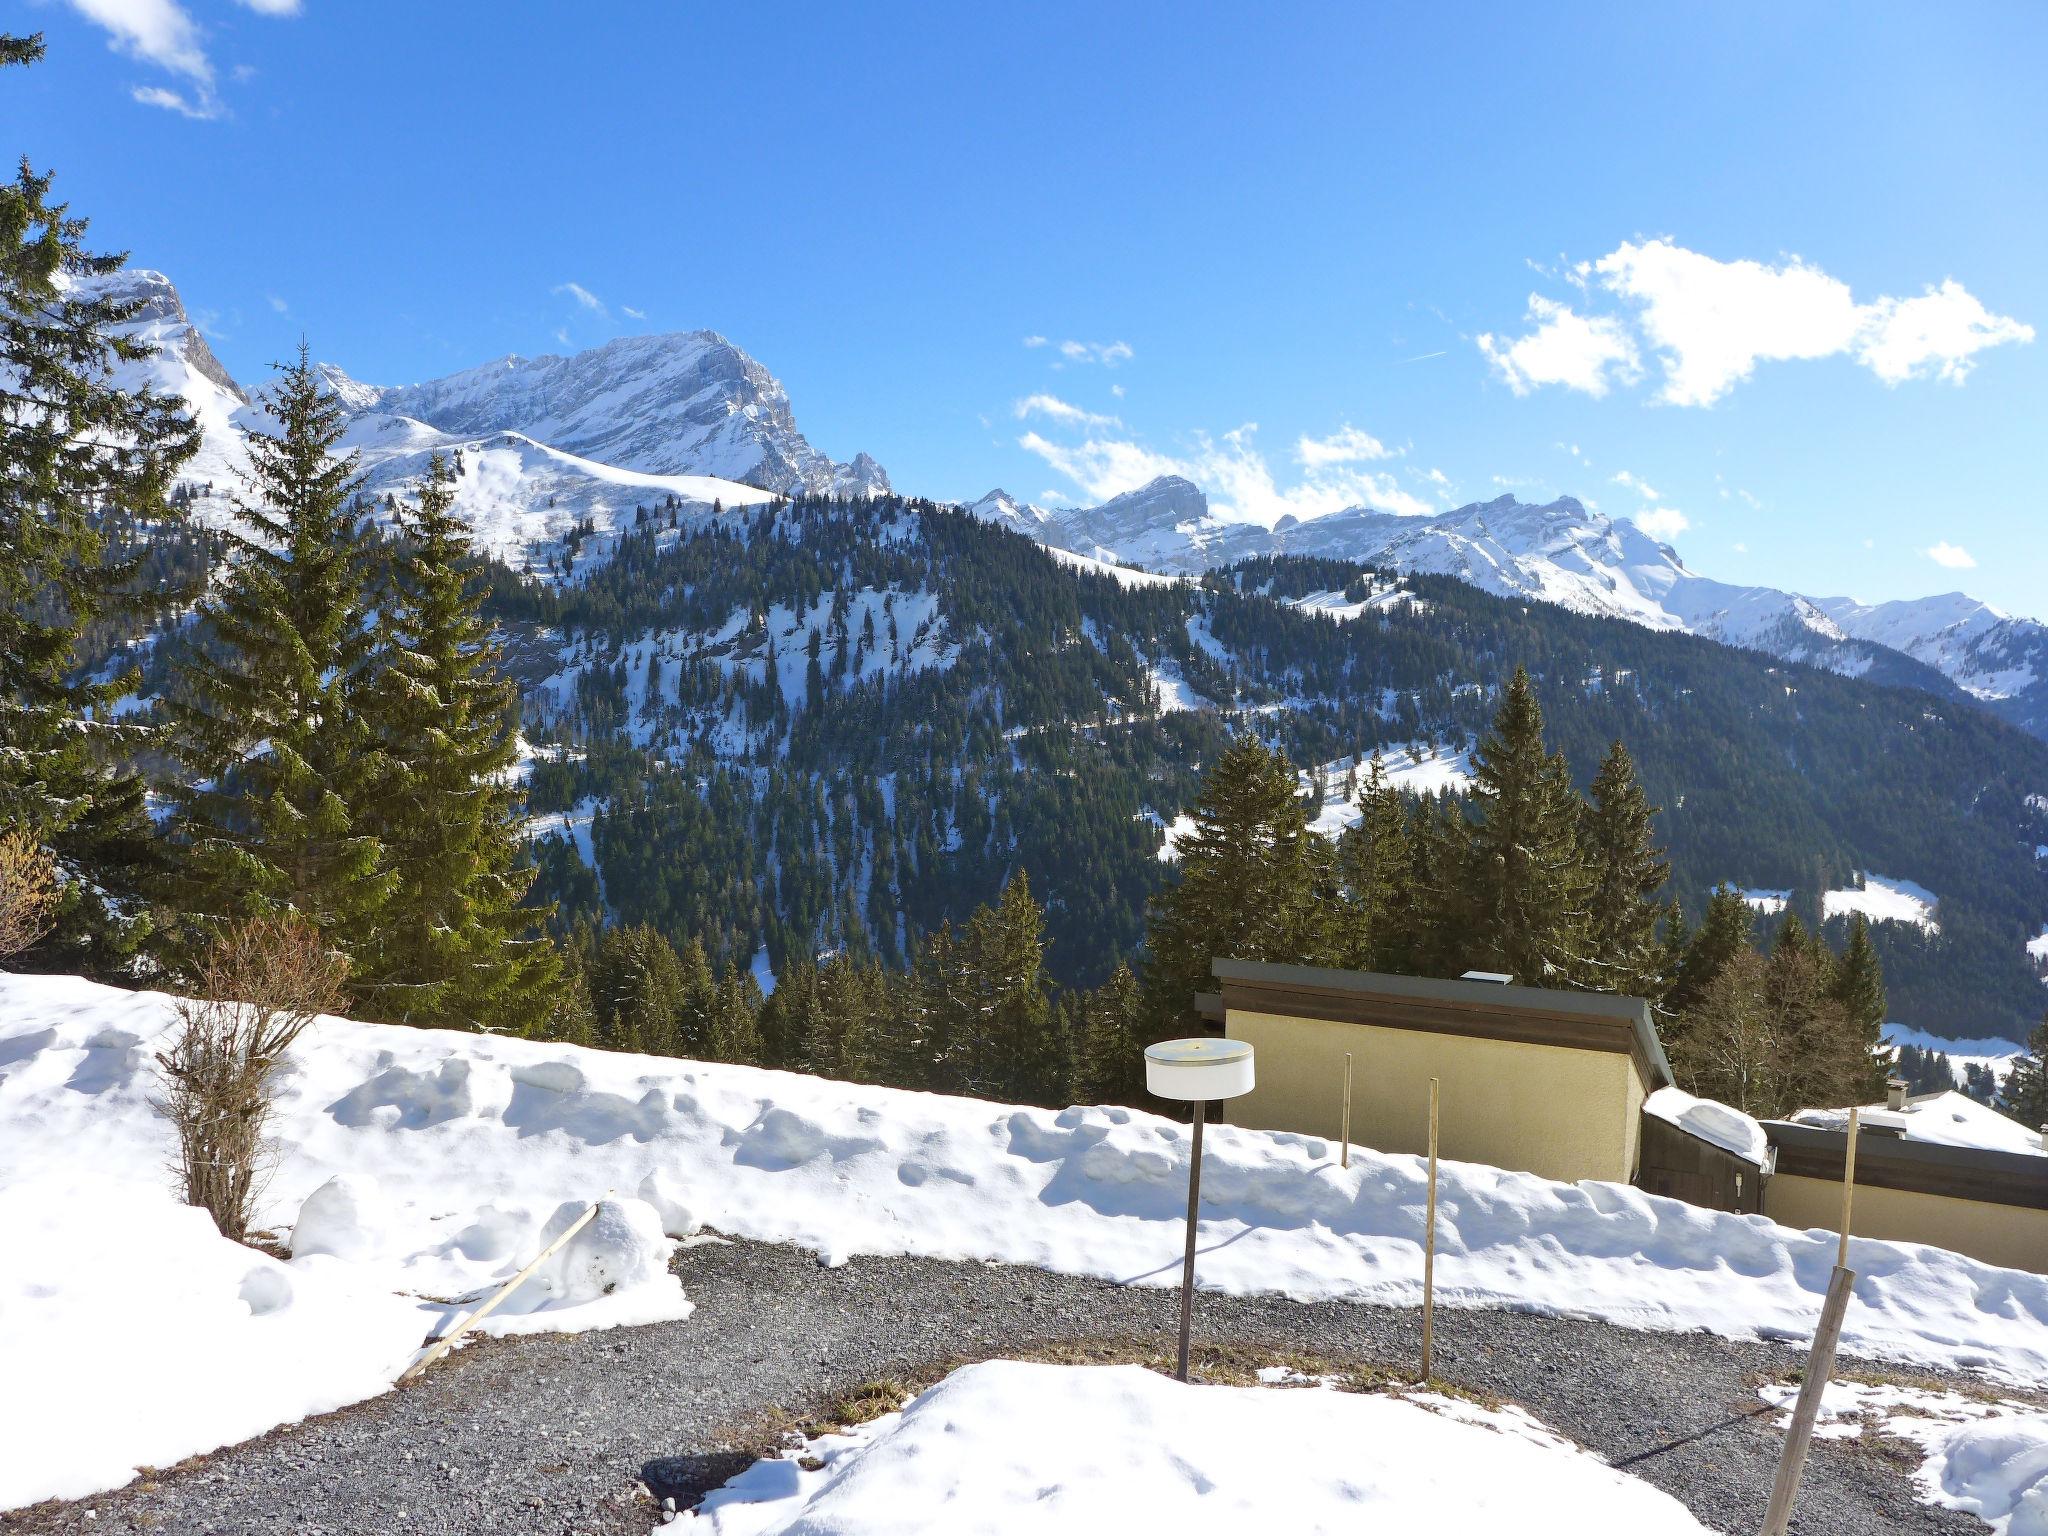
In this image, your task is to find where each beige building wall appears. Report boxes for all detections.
[1224,1008,1644,1185]
[1765,1173,2048,1275]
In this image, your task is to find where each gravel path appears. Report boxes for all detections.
[6,1235,2011,1535]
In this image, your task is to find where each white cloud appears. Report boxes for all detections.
[552,327,571,346]
[265,293,287,314]
[1019,421,1432,524]
[1635,506,1690,541]
[1045,339,1133,367]
[1295,424,1394,469]
[621,305,647,321]
[1422,467,1451,489]
[68,0,298,118]
[1856,280,2035,385]
[1610,469,1660,500]
[1110,383,1126,399]
[1487,239,2033,406]
[1014,394,1121,430]
[1925,540,1977,569]
[553,281,608,317]
[1478,294,1641,397]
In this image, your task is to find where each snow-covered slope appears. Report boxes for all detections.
[93,268,253,500]
[1819,591,2048,739]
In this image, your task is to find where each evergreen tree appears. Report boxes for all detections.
[1669,887,1755,1015]
[1076,961,1144,1104]
[2003,1016,2048,1131]
[1461,668,1590,985]
[1828,912,1890,1097]
[1334,756,1411,970]
[1581,740,1670,998]
[1143,736,1340,1035]
[760,957,822,1069]
[590,924,686,1054]
[354,454,559,1030]
[965,871,1069,1106]
[164,349,390,956]
[1,34,200,972]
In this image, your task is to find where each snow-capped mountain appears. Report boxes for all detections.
[970,479,1992,713]
[318,332,889,499]
[97,271,884,565]
[1817,593,2048,739]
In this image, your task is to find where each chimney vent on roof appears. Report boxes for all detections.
[1886,1078,1908,1111]
[1460,970,1513,986]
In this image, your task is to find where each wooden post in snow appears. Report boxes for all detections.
[1837,1106,1860,1271]
[1340,1053,1353,1170]
[1421,1076,1439,1381]
[400,1197,608,1385]
[1759,1264,1856,1536]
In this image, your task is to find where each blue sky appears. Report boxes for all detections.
[16,2,2048,616]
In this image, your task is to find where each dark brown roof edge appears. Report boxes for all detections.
[1762,1120,2048,1212]
[1210,958,1673,1091]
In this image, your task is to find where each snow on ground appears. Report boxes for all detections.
[1644,1088,1769,1165]
[1757,1378,2048,1534]
[1148,657,1214,713]
[1044,543,1187,589]
[1793,1091,2045,1156]
[1737,887,1791,915]
[1155,812,1198,862]
[2030,926,2048,965]
[526,794,604,869]
[1883,1025,2026,1090]
[0,976,692,1510]
[1824,872,1942,934]
[677,1360,1711,1535]
[12,972,2048,1509]
[1305,745,1479,837]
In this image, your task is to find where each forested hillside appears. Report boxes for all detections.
[461,495,2048,1042]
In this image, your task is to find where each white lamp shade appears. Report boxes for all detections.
[1144,1038,1254,1101]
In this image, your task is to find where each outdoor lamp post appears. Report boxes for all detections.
[1144,1037,1255,1382]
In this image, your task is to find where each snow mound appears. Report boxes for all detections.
[508,1197,672,1314]
[675,1359,1712,1534]
[0,1174,423,1510]
[1644,1087,1769,1165]
[291,1174,394,1261]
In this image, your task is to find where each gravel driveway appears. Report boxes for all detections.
[6,1235,2012,1535]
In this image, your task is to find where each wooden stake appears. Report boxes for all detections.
[1837,1106,1860,1271]
[1340,1053,1352,1170]
[400,1196,608,1385]
[1760,1264,1856,1536]
[1421,1076,1439,1381]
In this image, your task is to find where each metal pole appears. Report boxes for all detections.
[1176,1099,1206,1382]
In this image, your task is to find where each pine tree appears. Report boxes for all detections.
[2002,1016,2048,1130]
[1077,961,1144,1104]
[1,34,201,972]
[1581,741,1670,998]
[590,924,686,1055]
[353,454,559,1030]
[760,957,822,1069]
[1334,756,1411,970]
[164,348,390,957]
[1462,669,1590,985]
[1828,912,1890,1097]
[1669,887,1755,1015]
[1143,736,1340,1035]
[968,872,1069,1106]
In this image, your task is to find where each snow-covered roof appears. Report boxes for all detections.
[1791,1091,2044,1157]
[1644,1086,1770,1166]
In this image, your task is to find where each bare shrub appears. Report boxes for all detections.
[156,916,349,1243]
[0,828,59,963]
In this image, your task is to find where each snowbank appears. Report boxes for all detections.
[1758,1379,2048,1534]
[1824,872,1941,934]
[677,1360,1712,1534]
[10,971,2048,1506]
[1793,1090,2044,1156]
[1644,1086,1769,1165]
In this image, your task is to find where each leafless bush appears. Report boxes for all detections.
[0,828,59,963]
[156,916,348,1243]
